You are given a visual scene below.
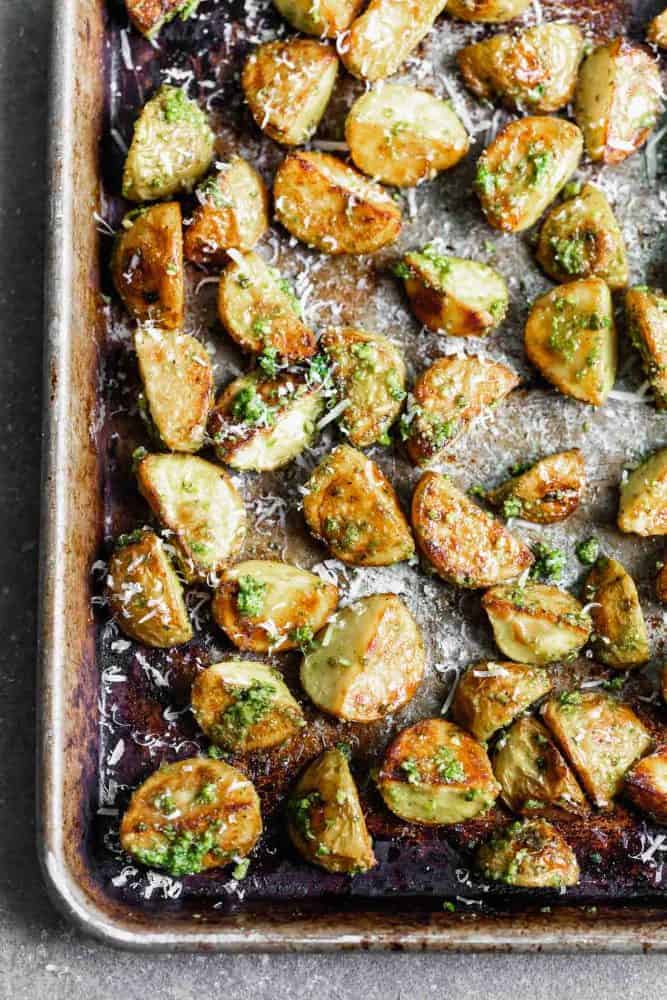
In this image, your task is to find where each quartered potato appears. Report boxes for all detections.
[122,85,215,202]
[625,747,667,824]
[458,23,583,113]
[287,747,376,874]
[341,0,448,82]
[398,247,508,337]
[376,718,500,825]
[211,559,338,653]
[537,184,628,290]
[345,85,469,187]
[403,355,519,466]
[475,116,583,233]
[648,9,667,48]
[303,445,414,566]
[274,151,402,254]
[242,39,338,147]
[482,582,592,665]
[107,529,192,647]
[126,0,199,39]
[411,472,533,589]
[320,327,406,447]
[524,278,617,407]
[543,691,652,809]
[493,715,588,818]
[300,593,425,722]
[626,286,667,409]
[476,818,579,888]
[190,660,305,751]
[618,448,667,536]
[575,39,662,164]
[584,557,649,669]
[135,328,213,453]
[120,757,262,875]
[452,661,552,742]
[136,453,246,582]
[183,158,269,267]
[447,0,531,21]
[217,250,316,361]
[272,0,364,36]
[111,203,183,330]
[485,450,585,524]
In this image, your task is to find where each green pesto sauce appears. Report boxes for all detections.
[236,575,266,617]
[212,679,276,747]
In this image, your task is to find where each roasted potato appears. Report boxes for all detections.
[447,0,530,21]
[111,204,183,329]
[452,661,552,742]
[122,85,215,202]
[625,747,667,823]
[303,445,414,566]
[403,355,519,466]
[482,582,592,665]
[183,158,269,267]
[345,84,469,187]
[320,327,406,447]
[476,818,579,888]
[287,747,376,874]
[412,472,533,588]
[475,116,583,233]
[120,757,262,875]
[300,593,425,722]
[575,39,662,164]
[524,278,617,407]
[398,247,508,337]
[648,9,667,48]
[136,453,246,583]
[341,0,448,82]
[126,0,199,38]
[272,0,364,36]
[618,448,667,536]
[485,450,585,524]
[107,529,192,647]
[211,559,339,653]
[190,660,305,751]
[626,286,667,409]
[274,152,402,255]
[584,557,649,669]
[376,718,500,825]
[537,184,628,290]
[217,250,316,361]
[242,39,338,147]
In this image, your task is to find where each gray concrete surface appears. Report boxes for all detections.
[0,1,665,996]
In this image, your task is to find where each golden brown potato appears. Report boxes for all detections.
[303,445,414,566]
[211,559,339,653]
[618,448,667,536]
[575,39,662,164]
[126,0,199,38]
[447,0,530,21]
[111,204,183,330]
[341,0,448,82]
[376,718,500,825]
[524,278,617,407]
[274,151,402,255]
[272,0,364,36]
[626,286,667,409]
[345,84,469,187]
[475,116,583,233]
[648,9,667,48]
[584,557,649,669]
[452,661,551,742]
[625,747,667,823]
[300,594,425,722]
[412,472,533,589]
[120,757,262,875]
[287,747,376,874]
[107,529,192,647]
[476,818,579,888]
[485,450,585,524]
[403,355,519,466]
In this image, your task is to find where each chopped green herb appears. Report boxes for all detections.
[231,857,250,880]
[529,542,566,582]
[433,746,465,783]
[288,791,322,841]
[576,537,600,566]
[291,624,315,651]
[502,496,523,519]
[236,575,266,618]
[400,758,422,785]
[385,368,406,402]
[212,680,276,746]
[257,346,280,377]
[231,386,273,426]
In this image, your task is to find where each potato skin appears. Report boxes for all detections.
[452,661,551,742]
[111,204,183,330]
[476,818,579,888]
[626,286,667,409]
[624,747,667,824]
[126,0,196,38]
[485,450,585,525]
[584,557,649,669]
[618,448,667,536]
[341,0,448,82]
[447,0,530,21]
[272,0,364,38]
[274,152,402,255]
[648,10,667,48]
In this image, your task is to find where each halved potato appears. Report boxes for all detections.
[625,748,667,823]
[537,184,628,290]
[485,450,585,524]
[482,582,592,665]
[345,84,469,187]
[457,23,583,113]
[626,286,667,409]
[120,758,262,875]
[217,250,316,360]
[447,0,530,21]
[584,557,649,669]
[300,593,425,722]
[618,448,667,536]
[475,116,583,232]
[542,690,652,809]
[122,85,215,202]
[524,278,617,406]
[452,661,551,742]
[575,39,662,164]
[272,0,364,36]
[274,151,402,254]
[126,0,199,38]
[136,453,246,583]
[376,718,500,825]
[341,0,448,82]
[476,818,579,888]
[211,560,339,653]
[287,747,376,874]
[190,660,304,752]
[111,204,183,329]
[412,472,533,588]
[648,9,667,48]
[107,529,192,647]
